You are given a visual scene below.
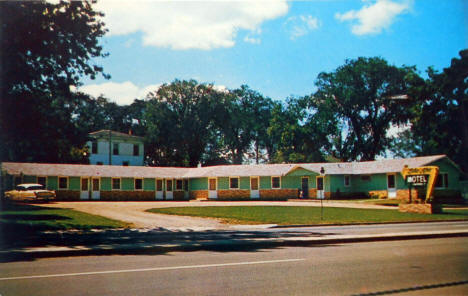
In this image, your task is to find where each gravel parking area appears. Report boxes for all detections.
[42,200,395,230]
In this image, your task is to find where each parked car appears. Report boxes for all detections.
[4,183,56,202]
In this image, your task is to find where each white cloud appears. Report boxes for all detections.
[76,81,161,105]
[285,15,320,40]
[335,0,411,35]
[93,0,288,50]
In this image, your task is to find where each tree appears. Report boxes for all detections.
[309,57,420,161]
[217,85,274,164]
[408,49,468,172]
[145,80,222,166]
[0,0,108,162]
[267,98,324,163]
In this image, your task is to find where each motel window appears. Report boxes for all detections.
[59,177,68,190]
[133,144,139,156]
[361,175,371,181]
[166,180,173,192]
[156,179,163,191]
[135,178,143,190]
[183,179,189,191]
[112,178,121,190]
[271,176,281,189]
[344,175,350,187]
[229,177,239,189]
[387,174,396,189]
[37,176,47,187]
[176,179,183,191]
[113,143,119,155]
[435,173,449,188]
[92,141,98,154]
[14,176,22,186]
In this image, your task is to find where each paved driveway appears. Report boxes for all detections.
[42,200,395,230]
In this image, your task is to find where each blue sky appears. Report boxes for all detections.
[77,0,467,105]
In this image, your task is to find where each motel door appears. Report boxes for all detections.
[250,177,260,199]
[301,177,309,198]
[166,179,173,200]
[80,177,90,200]
[387,174,397,198]
[208,178,217,199]
[91,178,100,200]
[316,176,324,199]
[155,179,164,200]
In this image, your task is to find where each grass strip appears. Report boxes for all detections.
[0,203,129,232]
[148,206,468,225]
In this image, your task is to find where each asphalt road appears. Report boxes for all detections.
[1,237,467,296]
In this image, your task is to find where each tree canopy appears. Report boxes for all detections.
[0,0,108,163]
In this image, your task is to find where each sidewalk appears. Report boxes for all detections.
[2,223,467,262]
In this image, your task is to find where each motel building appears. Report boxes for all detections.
[0,155,465,203]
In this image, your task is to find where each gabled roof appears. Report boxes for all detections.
[89,130,143,141]
[291,155,448,175]
[0,155,452,179]
[0,162,190,179]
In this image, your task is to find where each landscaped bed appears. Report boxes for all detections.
[147,206,468,225]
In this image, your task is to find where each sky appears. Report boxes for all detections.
[76,0,468,105]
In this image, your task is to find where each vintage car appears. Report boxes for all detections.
[4,183,56,202]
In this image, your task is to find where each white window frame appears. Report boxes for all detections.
[58,176,69,190]
[344,175,351,187]
[166,179,173,192]
[112,177,121,191]
[134,178,143,191]
[387,173,396,189]
[208,177,217,191]
[271,176,281,189]
[229,177,240,190]
[156,179,164,191]
[176,179,184,191]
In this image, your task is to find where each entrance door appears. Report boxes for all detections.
[91,178,100,200]
[387,174,396,198]
[250,177,260,199]
[316,176,324,199]
[301,177,309,198]
[208,178,217,199]
[155,179,163,200]
[80,177,90,200]
[166,179,173,200]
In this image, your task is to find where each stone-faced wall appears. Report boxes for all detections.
[260,189,296,200]
[217,190,251,201]
[396,189,422,202]
[55,190,80,201]
[190,190,208,200]
[100,191,155,201]
[308,188,317,198]
[399,203,442,214]
[368,190,387,199]
[173,191,187,201]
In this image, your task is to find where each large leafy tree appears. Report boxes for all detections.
[145,80,223,167]
[407,49,468,172]
[217,85,274,164]
[309,57,420,161]
[0,0,108,162]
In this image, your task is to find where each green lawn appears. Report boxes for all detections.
[148,206,468,225]
[0,202,129,232]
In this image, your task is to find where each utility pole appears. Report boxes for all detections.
[108,130,112,165]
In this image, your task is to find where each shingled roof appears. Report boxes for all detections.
[0,155,450,178]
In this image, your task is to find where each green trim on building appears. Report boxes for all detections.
[144,178,155,191]
[48,176,58,190]
[101,177,111,191]
[69,177,80,191]
[122,178,134,191]
[190,178,208,190]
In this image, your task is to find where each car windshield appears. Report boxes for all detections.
[16,185,44,191]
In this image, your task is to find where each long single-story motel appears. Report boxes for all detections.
[0,155,465,202]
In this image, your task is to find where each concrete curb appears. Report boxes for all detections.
[2,230,467,260]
